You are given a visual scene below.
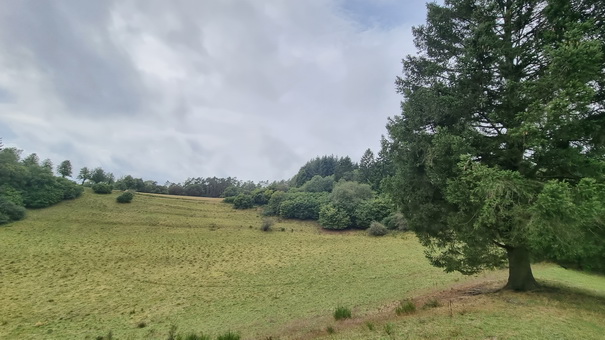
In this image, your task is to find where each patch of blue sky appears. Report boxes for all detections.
[338,0,433,30]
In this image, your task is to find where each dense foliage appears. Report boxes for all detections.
[233,194,254,209]
[387,0,605,290]
[0,147,83,224]
[292,155,358,187]
[92,183,113,194]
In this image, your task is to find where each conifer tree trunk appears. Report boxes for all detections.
[505,247,538,291]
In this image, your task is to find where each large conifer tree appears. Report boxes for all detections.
[387,0,605,290]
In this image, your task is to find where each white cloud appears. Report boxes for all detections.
[0,0,425,182]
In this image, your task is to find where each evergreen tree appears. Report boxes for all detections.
[387,0,605,290]
[359,149,376,185]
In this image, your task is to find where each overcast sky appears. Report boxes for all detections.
[0,0,434,183]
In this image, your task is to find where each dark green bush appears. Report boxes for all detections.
[222,196,235,204]
[263,191,286,216]
[92,182,113,194]
[252,188,272,205]
[116,191,134,203]
[0,197,26,223]
[300,175,335,193]
[368,221,388,236]
[382,212,408,231]
[233,194,253,209]
[0,185,24,206]
[57,177,84,199]
[318,204,350,230]
[355,197,392,229]
[333,306,352,320]
[0,197,26,225]
[278,192,327,220]
[22,172,64,208]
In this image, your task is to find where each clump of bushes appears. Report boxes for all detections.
[368,221,388,236]
[92,182,113,194]
[0,197,26,225]
[278,192,327,220]
[319,204,350,230]
[333,306,352,320]
[395,299,416,315]
[382,212,408,231]
[233,194,253,209]
[116,191,134,203]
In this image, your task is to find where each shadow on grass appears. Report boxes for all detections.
[496,281,605,314]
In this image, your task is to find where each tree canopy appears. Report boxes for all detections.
[387,0,605,290]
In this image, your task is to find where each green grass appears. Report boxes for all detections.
[0,191,465,339]
[2,190,604,339]
[315,265,605,340]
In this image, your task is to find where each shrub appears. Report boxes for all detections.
[233,194,253,209]
[92,182,113,194]
[300,175,335,193]
[57,177,84,199]
[326,326,335,334]
[21,172,64,208]
[278,192,327,220]
[318,204,350,230]
[260,218,274,232]
[382,212,408,231]
[216,331,240,340]
[0,185,24,206]
[330,181,373,213]
[0,197,26,225]
[395,300,416,315]
[222,196,235,204]
[252,188,272,205]
[368,221,388,236]
[354,197,393,229]
[116,191,134,203]
[263,191,286,216]
[333,306,352,320]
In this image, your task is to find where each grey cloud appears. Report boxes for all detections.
[0,0,430,182]
[0,0,145,116]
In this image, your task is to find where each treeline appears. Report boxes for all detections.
[224,153,405,233]
[73,164,269,198]
[0,146,83,225]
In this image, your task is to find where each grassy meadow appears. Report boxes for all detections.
[1,191,604,339]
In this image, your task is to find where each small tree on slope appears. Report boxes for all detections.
[387,0,605,291]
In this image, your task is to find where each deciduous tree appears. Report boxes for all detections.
[57,160,72,178]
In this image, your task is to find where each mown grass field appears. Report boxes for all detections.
[1,191,604,339]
